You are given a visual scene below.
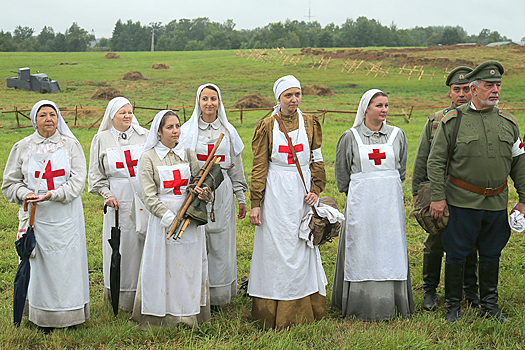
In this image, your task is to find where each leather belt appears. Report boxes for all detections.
[449,175,507,197]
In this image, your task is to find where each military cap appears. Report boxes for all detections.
[445,66,473,86]
[466,60,505,82]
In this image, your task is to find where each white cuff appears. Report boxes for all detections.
[312,148,323,162]
[160,210,176,228]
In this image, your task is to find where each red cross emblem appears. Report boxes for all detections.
[197,144,225,162]
[278,144,304,164]
[116,150,138,177]
[368,149,386,165]
[163,170,189,195]
[519,138,523,149]
[35,161,65,190]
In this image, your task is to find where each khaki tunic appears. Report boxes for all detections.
[250,111,326,208]
[428,104,525,210]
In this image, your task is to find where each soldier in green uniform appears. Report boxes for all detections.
[412,66,479,311]
[428,61,525,323]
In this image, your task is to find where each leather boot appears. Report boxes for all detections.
[422,254,442,310]
[445,263,463,323]
[479,263,507,323]
[463,250,480,307]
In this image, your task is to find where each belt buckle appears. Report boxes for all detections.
[484,187,495,196]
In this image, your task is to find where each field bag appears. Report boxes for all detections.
[308,197,342,245]
[274,114,342,245]
[412,109,462,235]
[115,140,149,236]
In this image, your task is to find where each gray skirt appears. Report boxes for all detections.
[331,220,414,322]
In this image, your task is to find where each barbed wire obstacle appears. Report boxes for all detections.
[236,48,301,66]
[365,61,389,77]
[398,64,435,80]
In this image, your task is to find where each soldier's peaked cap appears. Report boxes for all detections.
[466,60,504,82]
[445,66,473,86]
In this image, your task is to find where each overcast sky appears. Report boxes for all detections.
[1,0,524,42]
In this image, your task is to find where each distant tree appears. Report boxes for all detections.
[64,23,94,51]
[184,39,204,51]
[37,26,55,51]
[53,33,68,52]
[111,19,150,51]
[13,26,34,42]
[0,30,16,51]
[441,27,463,45]
[96,37,110,47]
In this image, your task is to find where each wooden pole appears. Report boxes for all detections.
[75,105,78,127]
[240,107,243,124]
[15,107,20,129]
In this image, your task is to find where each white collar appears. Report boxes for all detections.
[33,130,62,144]
[110,126,134,140]
[470,101,478,110]
[154,142,185,161]
[198,116,221,130]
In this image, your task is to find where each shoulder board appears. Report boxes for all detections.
[498,109,518,124]
[441,110,459,123]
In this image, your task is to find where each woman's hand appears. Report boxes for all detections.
[304,192,319,207]
[26,192,52,203]
[238,203,247,219]
[105,196,120,210]
[249,207,261,226]
[195,185,211,201]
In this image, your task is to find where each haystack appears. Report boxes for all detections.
[302,84,335,96]
[104,52,121,59]
[233,93,274,109]
[152,63,170,69]
[92,87,123,100]
[123,71,146,81]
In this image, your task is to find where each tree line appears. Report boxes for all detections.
[0,17,515,52]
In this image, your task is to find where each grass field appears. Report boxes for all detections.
[1,46,525,349]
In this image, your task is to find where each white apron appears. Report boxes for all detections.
[140,163,207,316]
[344,127,408,282]
[248,114,327,300]
[195,134,236,289]
[103,143,145,292]
[27,150,89,311]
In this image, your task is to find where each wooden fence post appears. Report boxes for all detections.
[75,105,78,127]
[240,107,243,124]
[183,105,186,123]
[15,106,20,129]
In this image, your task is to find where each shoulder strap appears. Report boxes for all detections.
[430,110,445,141]
[445,109,462,178]
[114,138,138,195]
[34,153,53,194]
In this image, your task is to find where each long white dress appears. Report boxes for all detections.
[248,114,327,301]
[2,130,90,328]
[331,123,414,321]
[88,127,148,311]
[131,143,210,328]
[193,117,247,306]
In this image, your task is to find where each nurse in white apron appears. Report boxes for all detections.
[88,97,149,312]
[179,84,247,311]
[248,75,327,329]
[131,110,211,328]
[331,89,414,321]
[2,100,89,329]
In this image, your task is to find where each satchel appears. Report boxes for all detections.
[114,139,149,236]
[130,192,148,236]
[308,196,342,245]
[412,109,462,235]
[412,182,449,235]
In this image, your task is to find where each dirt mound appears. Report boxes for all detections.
[233,93,274,109]
[104,52,121,59]
[57,62,78,65]
[299,47,475,69]
[123,71,146,81]
[152,63,170,69]
[92,87,123,100]
[302,84,335,96]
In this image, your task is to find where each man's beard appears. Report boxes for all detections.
[479,94,499,107]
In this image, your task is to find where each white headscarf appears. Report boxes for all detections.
[179,83,244,156]
[352,89,386,128]
[97,96,146,135]
[30,100,77,141]
[272,75,302,117]
[142,110,175,153]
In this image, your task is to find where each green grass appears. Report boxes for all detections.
[1,46,525,349]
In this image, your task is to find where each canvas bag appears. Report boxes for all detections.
[114,140,149,236]
[412,109,462,235]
